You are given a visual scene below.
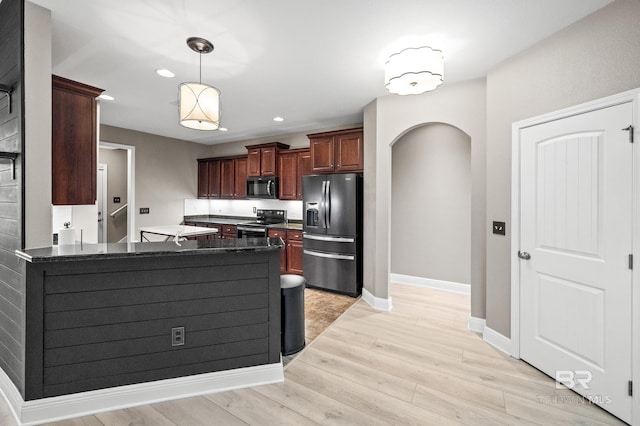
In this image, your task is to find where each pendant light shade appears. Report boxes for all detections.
[385,46,444,95]
[179,82,220,130]
[179,37,221,130]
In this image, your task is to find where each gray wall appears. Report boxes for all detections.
[100,125,208,233]
[485,0,640,337]
[364,78,486,317]
[0,0,24,396]
[391,124,471,284]
[99,148,127,243]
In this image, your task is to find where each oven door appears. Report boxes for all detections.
[237,225,267,239]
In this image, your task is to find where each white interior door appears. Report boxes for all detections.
[519,102,633,422]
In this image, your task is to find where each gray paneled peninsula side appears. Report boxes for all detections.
[15,238,284,401]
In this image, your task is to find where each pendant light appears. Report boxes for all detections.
[179,37,221,130]
[385,46,444,95]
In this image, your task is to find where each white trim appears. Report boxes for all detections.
[511,88,640,424]
[97,163,108,243]
[390,273,470,294]
[483,326,511,356]
[99,141,136,242]
[362,287,393,311]
[0,363,283,426]
[468,316,486,333]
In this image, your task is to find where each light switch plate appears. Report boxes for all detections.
[492,221,506,235]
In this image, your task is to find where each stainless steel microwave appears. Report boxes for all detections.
[246,176,279,199]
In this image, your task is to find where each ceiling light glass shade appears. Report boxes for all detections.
[179,82,220,130]
[385,46,444,95]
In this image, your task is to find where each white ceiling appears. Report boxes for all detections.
[30,0,612,145]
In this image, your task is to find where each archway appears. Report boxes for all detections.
[390,123,471,290]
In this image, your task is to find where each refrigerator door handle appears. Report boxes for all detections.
[321,180,327,226]
[326,180,331,228]
[303,234,355,243]
[304,249,355,261]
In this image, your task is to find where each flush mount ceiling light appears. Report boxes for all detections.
[384,46,444,95]
[179,37,220,130]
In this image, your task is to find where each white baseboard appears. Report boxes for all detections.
[390,273,470,294]
[483,326,512,355]
[0,363,283,426]
[362,288,393,311]
[468,316,486,333]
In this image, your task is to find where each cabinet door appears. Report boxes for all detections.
[286,231,304,275]
[268,229,287,273]
[221,224,237,239]
[52,76,103,205]
[310,136,335,173]
[296,150,312,200]
[197,161,209,198]
[207,160,221,198]
[234,156,248,199]
[220,159,235,199]
[247,149,261,176]
[335,131,363,172]
[261,147,277,176]
[278,152,298,200]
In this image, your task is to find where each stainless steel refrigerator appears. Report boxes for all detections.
[302,173,362,296]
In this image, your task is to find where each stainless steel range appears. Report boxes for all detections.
[236,209,286,238]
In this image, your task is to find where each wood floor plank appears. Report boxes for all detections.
[296,344,417,402]
[204,388,319,425]
[96,405,175,426]
[287,359,463,426]
[151,395,246,426]
[252,378,390,426]
[42,416,104,426]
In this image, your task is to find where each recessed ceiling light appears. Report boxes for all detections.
[219,127,228,131]
[156,68,175,78]
[273,116,284,122]
[98,94,114,101]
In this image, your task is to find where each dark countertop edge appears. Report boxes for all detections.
[16,238,285,264]
[184,215,303,230]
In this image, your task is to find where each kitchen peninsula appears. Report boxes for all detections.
[11,238,284,424]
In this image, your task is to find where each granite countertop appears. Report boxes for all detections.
[268,222,303,231]
[16,237,285,263]
[184,215,303,230]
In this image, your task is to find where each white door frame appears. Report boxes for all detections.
[99,141,136,243]
[511,88,639,424]
[97,163,108,243]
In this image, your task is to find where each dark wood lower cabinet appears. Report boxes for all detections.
[286,231,303,275]
[268,228,303,275]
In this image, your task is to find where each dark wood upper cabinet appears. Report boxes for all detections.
[245,142,289,177]
[278,152,298,200]
[279,149,311,200]
[198,155,247,199]
[309,136,334,173]
[220,159,235,199]
[52,75,104,205]
[297,149,312,199]
[308,128,363,174]
[247,148,261,176]
[335,131,363,172]
[234,156,248,199]
[207,160,221,198]
[197,160,210,198]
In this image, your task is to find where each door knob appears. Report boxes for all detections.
[518,251,531,260]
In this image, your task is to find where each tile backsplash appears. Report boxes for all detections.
[184,199,304,221]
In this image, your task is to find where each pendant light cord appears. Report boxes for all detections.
[199,51,202,84]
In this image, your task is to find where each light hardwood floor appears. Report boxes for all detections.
[0,284,625,425]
